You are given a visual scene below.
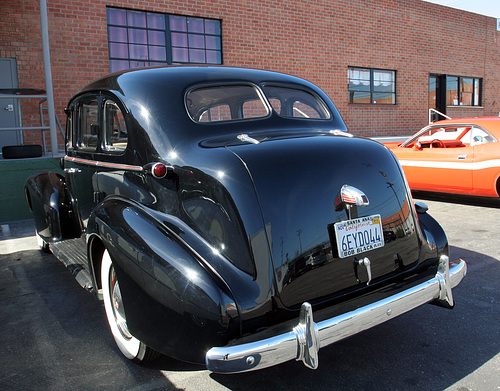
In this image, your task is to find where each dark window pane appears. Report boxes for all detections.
[205,35,221,50]
[108,8,127,26]
[147,13,165,29]
[350,91,371,104]
[447,76,458,105]
[373,70,395,92]
[474,79,480,105]
[128,28,147,44]
[204,19,221,35]
[188,34,205,49]
[127,10,146,28]
[129,44,148,60]
[130,60,149,68]
[189,49,205,63]
[171,32,188,47]
[149,61,167,67]
[172,47,188,62]
[373,93,395,104]
[108,8,222,70]
[460,77,473,105]
[348,68,370,86]
[170,15,187,31]
[109,42,128,59]
[109,26,128,43]
[148,30,165,45]
[206,50,221,64]
[348,82,370,92]
[149,46,166,61]
[188,17,204,33]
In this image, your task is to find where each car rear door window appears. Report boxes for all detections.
[77,99,99,152]
[103,100,128,153]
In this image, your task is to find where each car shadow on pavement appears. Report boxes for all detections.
[210,245,499,391]
[1,242,498,391]
[0,248,184,391]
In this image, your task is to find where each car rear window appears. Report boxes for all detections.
[186,83,331,123]
[186,85,269,123]
[262,85,331,119]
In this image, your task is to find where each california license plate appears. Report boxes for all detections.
[334,214,384,258]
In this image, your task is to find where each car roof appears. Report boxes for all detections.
[76,65,327,100]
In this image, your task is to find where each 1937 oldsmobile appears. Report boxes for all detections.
[25,66,466,373]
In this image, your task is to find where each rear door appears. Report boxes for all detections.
[64,95,101,231]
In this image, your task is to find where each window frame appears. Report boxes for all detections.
[446,75,482,107]
[348,67,396,105]
[75,97,100,153]
[103,99,128,154]
[106,7,223,72]
[71,95,129,156]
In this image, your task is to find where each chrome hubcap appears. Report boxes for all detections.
[110,267,132,340]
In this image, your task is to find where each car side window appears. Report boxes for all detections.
[470,127,496,146]
[76,99,99,152]
[103,100,128,153]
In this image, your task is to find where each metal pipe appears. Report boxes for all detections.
[40,0,59,156]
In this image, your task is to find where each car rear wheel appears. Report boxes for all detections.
[101,249,160,363]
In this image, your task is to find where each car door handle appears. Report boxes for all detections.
[457,154,467,160]
[65,168,81,173]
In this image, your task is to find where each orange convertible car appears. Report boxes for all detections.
[384,117,500,198]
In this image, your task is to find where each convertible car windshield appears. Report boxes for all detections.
[186,83,331,123]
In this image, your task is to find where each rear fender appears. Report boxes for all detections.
[86,197,241,363]
[416,205,449,258]
[25,171,80,241]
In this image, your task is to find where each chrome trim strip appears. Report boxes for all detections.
[205,256,466,373]
[64,156,143,172]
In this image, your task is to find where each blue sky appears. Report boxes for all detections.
[423,0,500,18]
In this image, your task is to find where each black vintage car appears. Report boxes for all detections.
[25,66,466,373]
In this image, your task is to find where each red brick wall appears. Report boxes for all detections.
[1,0,499,149]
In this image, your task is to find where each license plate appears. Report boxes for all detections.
[333,214,384,258]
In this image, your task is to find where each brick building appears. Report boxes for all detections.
[1,0,499,152]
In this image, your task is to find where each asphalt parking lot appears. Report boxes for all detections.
[1,194,499,391]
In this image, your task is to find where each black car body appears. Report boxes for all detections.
[25,66,466,372]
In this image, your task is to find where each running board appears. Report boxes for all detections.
[50,238,95,292]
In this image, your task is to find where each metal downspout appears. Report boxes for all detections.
[40,0,59,156]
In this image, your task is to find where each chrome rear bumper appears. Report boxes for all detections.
[206,255,466,373]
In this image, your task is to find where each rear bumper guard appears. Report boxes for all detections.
[206,255,466,373]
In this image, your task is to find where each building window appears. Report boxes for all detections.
[348,67,396,104]
[107,8,222,72]
[446,76,481,106]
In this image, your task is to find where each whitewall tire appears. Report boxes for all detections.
[101,249,159,363]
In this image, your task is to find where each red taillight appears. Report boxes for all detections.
[152,163,167,178]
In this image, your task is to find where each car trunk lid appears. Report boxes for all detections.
[228,134,421,309]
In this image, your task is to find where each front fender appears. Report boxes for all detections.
[87,197,241,364]
[25,171,80,241]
